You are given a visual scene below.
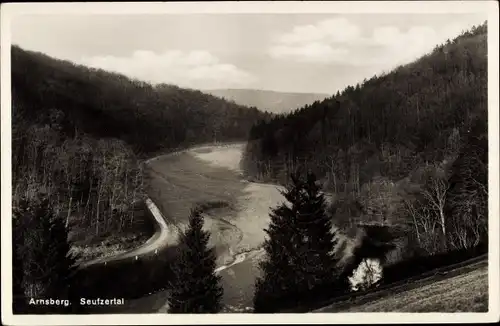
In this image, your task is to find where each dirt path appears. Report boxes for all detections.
[78,197,180,269]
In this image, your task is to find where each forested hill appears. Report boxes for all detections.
[242,23,488,252]
[205,89,330,114]
[11,46,270,247]
[12,46,270,156]
[243,22,487,184]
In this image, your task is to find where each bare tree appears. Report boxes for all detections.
[403,198,441,254]
[421,166,450,247]
[323,153,339,194]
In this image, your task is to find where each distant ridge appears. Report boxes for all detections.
[205,88,331,114]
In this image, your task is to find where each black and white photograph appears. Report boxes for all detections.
[1,1,499,325]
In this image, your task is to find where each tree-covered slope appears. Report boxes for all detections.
[243,23,486,188]
[242,23,488,256]
[12,46,269,156]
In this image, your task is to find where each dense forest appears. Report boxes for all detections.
[242,23,488,258]
[11,46,271,256]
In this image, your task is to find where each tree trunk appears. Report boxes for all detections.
[66,196,73,228]
[130,170,140,228]
[96,183,102,236]
[109,157,121,226]
[84,192,92,226]
[439,208,447,250]
[439,209,446,237]
[333,172,337,194]
[412,217,421,247]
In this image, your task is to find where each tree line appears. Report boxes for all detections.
[13,123,145,239]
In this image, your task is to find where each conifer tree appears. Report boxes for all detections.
[19,197,78,313]
[12,230,26,313]
[254,172,338,313]
[12,200,29,314]
[294,173,338,291]
[168,208,223,313]
[46,208,80,312]
[254,183,301,312]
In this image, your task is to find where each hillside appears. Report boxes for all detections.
[205,88,330,114]
[11,46,270,259]
[344,265,488,312]
[242,23,488,258]
[315,257,488,312]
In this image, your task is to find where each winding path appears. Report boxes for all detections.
[78,197,179,268]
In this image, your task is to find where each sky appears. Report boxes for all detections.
[11,13,487,94]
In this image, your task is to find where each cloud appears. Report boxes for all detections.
[269,17,481,70]
[269,42,349,64]
[78,50,257,89]
[275,18,362,45]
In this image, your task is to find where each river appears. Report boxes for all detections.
[143,143,285,312]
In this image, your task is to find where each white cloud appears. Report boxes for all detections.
[269,43,349,64]
[372,26,402,46]
[317,18,362,43]
[78,50,257,89]
[269,17,482,71]
[275,18,362,45]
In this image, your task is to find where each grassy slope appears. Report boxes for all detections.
[347,265,487,312]
[316,258,488,313]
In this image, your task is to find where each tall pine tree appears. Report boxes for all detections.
[294,173,338,291]
[168,208,223,313]
[254,179,302,312]
[254,172,339,312]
